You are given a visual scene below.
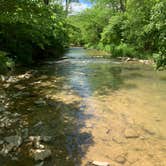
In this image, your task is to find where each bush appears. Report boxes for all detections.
[115,43,136,57]
[0,51,14,74]
[0,1,69,66]
[153,52,166,70]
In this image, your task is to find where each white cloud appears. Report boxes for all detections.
[69,2,90,15]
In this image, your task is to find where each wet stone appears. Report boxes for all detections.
[115,155,126,164]
[91,161,110,166]
[124,128,139,139]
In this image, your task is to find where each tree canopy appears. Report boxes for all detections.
[0,0,165,73]
[68,0,166,69]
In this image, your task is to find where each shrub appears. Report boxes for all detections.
[0,51,14,74]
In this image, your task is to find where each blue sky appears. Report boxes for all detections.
[69,0,92,14]
[79,0,92,7]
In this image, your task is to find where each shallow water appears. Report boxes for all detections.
[0,47,166,166]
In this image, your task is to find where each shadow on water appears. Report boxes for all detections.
[0,64,94,166]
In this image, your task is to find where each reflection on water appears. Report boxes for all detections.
[0,47,166,165]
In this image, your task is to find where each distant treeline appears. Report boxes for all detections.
[68,0,166,69]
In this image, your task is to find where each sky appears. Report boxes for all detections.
[69,0,92,14]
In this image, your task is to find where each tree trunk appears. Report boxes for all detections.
[119,0,125,12]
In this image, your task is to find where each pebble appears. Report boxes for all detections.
[115,155,126,164]
[124,128,139,139]
[92,161,110,166]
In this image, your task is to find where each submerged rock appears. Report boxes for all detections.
[115,155,126,164]
[91,161,110,166]
[31,149,51,161]
[124,128,139,139]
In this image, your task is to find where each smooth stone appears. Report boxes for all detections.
[124,128,139,139]
[115,155,126,164]
[92,161,110,166]
[31,149,51,161]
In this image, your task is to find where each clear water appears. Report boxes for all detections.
[0,47,166,165]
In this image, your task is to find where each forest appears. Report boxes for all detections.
[0,0,166,73]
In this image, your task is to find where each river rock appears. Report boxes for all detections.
[92,161,110,166]
[115,155,126,164]
[4,135,22,148]
[31,149,51,161]
[29,136,52,143]
[124,128,139,139]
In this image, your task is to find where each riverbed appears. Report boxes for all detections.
[0,47,166,166]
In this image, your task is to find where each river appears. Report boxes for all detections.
[0,47,166,166]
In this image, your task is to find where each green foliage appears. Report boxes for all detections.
[0,0,69,67]
[101,14,126,45]
[114,43,136,58]
[68,6,112,46]
[69,0,166,69]
[0,51,14,74]
[153,52,166,70]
